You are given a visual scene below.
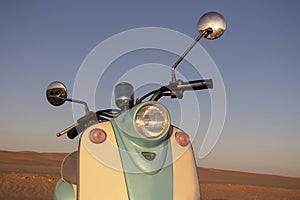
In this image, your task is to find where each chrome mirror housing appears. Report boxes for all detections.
[46,81,68,106]
[197,11,226,40]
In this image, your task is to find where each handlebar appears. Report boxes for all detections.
[55,79,212,139]
[139,78,213,102]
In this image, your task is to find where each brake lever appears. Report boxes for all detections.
[56,123,78,137]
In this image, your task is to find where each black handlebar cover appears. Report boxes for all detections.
[67,126,79,139]
[177,79,213,91]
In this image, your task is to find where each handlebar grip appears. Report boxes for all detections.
[177,79,213,91]
[67,126,80,139]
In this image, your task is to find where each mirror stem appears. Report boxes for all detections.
[171,28,211,82]
[67,98,90,114]
[49,95,90,114]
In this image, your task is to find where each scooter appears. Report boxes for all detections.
[46,12,226,200]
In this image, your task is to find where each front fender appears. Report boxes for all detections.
[54,179,75,200]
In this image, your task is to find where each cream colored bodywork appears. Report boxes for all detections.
[171,126,200,200]
[78,122,129,200]
[72,184,77,199]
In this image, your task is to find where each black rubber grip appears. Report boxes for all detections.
[67,126,79,139]
[177,79,213,91]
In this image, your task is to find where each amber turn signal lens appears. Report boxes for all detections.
[175,132,190,147]
[89,128,107,144]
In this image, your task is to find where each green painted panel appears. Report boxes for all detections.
[111,102,174,200]
[54,179,75,200]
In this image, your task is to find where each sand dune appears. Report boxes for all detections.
[0,150,66,174]
[201,184,300,200]
[0,173,59,200]
[198,167,300,190]
[0,151,64,200]
[0,150,299,200]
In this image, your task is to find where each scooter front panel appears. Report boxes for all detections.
[170,126,200,200]
[78,121,129,200]
[78,121,200,200]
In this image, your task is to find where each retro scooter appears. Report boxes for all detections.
[46,12,226,200]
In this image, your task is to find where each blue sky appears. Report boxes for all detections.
[0,1,299,177]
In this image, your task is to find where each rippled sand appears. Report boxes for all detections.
[1,151,299,200]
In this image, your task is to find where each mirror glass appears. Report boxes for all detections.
[46,81,68,106]
[197,12,226,40]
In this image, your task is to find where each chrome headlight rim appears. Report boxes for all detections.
[134,102,170,139]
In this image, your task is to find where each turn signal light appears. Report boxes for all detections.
[175,132,190,147]
[89,128,107,144]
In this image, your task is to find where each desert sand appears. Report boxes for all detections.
[0,150,300,200]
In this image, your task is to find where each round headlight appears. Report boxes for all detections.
[135,104,169,138]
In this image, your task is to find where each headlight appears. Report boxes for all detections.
[135,104,169,138]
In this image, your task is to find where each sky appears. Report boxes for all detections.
[0,0,299,177]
